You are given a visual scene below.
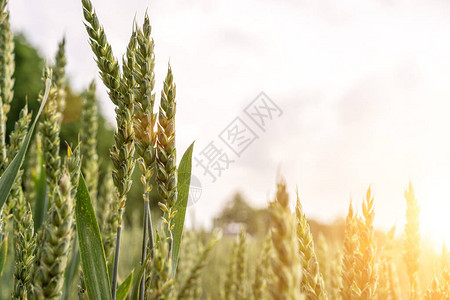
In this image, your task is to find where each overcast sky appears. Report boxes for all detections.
[8,0,450,245]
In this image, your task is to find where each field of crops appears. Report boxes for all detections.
[0,0,449,299]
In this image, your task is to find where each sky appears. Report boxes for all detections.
[8,0,450,246]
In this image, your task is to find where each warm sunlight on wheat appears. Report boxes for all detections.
[1,0,450,299]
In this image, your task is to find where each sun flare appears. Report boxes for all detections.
[420,199,450,249]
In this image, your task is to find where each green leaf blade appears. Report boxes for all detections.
[75,175,112,300]
[0,235,7,277]
[130,253,152,300]
[171,142,194,276]
[33,158,48,231]
[0,78,50,211]
[116,270,134,300]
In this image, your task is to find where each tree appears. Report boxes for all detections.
[213,192,270,236]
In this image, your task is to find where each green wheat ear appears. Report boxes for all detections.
[134,14,157,300]
[221,240,237,300]
[30,146,81,299]
[252,233,272,300]
[10,106,33,300]
[146,230,174,300]
[8,105,31,214]
[176,232,220,299]
[53,37,67,123]
[134,15,157,191]
[81,0,136,217]
[156,64,177,250]
[82,1,138,297]
[0,0,7,23]
[234,228,248,299]
[109,31,137,298]
[81,80,99,204]
[81,0,121,105]
[0,9,15,174]
[39,68,62,194]
[13,202,36,300]
[1,105,31,224]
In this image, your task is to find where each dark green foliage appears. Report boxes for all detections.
[8,34,43,137]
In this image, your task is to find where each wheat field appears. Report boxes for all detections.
[0,0,448,299]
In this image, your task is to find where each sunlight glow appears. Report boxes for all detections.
[420,198,450,249]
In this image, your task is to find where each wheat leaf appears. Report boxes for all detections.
[130,252,152,300]
[0,79,50,211]
[171,142,194,276]
[75,174,112,300]
[0,235,7,277]
[32,157,48,231]
[116,270,134,300]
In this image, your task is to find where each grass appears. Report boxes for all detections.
[0,0,449,299]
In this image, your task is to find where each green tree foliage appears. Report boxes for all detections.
[213,192,270,236]
[8,34,43,137]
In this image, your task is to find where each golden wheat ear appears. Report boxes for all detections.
[340,200,358,300]
[354,187,377,299]
[269,180,302,300]
[403,182,421,300]
[295,191,327,299]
